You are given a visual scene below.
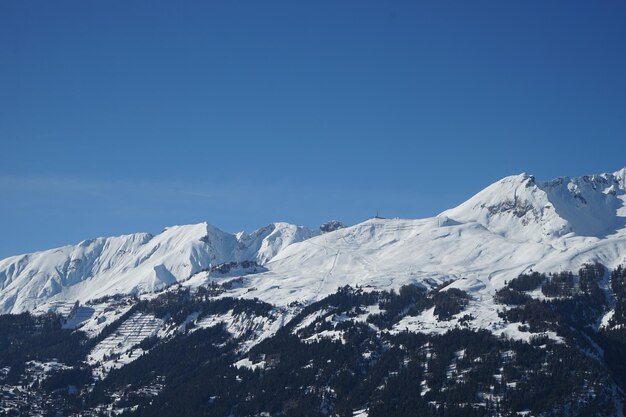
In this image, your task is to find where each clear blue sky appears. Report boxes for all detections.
[1,1,625,258]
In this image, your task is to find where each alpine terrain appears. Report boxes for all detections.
[2,167,626,417]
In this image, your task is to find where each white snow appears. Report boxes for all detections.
[194,308,288,352]
[1,167,625,344]
[217,168,626,313]
[234,357,266,371]
[601,310,616,329]
[87,312,164,378]
[304,329,345,344]
[0,222,317,313]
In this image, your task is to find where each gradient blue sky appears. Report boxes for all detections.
[1,1,625,258]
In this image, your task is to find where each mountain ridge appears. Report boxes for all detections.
[3,167,626,416]
[0,221,318,313]
[1,167,625,314]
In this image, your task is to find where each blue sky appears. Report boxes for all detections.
[1,1,625,258]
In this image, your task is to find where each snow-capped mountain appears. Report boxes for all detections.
[443,167,626,240]
[1,167,625,315]
[0,222,317,313]
[215,167,626,309]
[4,167,626,416]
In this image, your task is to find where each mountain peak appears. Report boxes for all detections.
[442,168,626,241]
[320,220,345,233]
[0,220,317,313]
[614,166,626,184]
[442,169,626,240]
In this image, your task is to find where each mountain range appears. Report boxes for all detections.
[1,168,625,316]
[2,167,626,416]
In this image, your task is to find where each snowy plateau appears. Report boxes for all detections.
[2,167,626,417]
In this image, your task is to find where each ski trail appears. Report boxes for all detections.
[315,249,340,298]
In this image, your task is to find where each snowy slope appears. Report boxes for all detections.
[220,167,626,307]
[236,222,318,264]
[442,168,626,240]
[0,222,317,313]
[1,167,625,316]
